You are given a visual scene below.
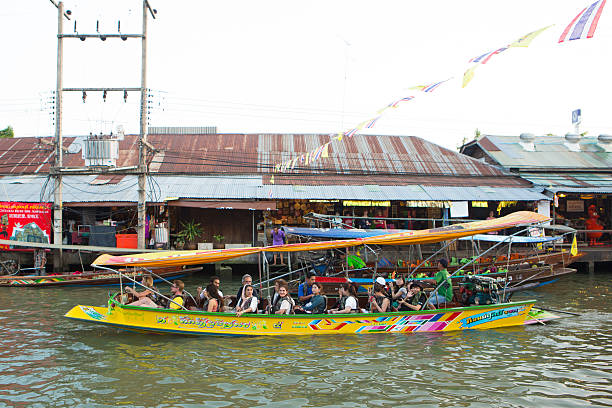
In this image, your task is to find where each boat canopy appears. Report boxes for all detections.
[93,211,549,267]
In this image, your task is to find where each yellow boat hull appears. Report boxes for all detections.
[65,300,535,336]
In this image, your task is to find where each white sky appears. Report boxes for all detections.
[1,0,611,149]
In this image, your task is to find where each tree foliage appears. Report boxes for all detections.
[0,126,14,138]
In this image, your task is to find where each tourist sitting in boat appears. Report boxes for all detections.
[125,275,160,308]
[369,282,390,313]
[267,278,288,313]
[202,283,224,312]
[167,280,186,310]
[197,275,225,303]
[236,284,259,317]
[397,283,427,311]
[294,282,325,314]
[424,258,453,308]
[236,274,260,300]
[298,271,316,305]
[272,284,295,315]
[390,276,408,309]
[329,282,359,314]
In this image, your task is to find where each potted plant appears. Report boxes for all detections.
[213,233,225,249]
[177,221,203,250]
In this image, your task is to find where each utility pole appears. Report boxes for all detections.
[138,0,150,250]
[50,1,156,255]
[51,0,70,272]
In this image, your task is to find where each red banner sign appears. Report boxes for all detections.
[0,202,52,251]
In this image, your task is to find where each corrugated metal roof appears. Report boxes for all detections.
[0,134,507,176]
[520,172,612,193]
[479,135,612,169]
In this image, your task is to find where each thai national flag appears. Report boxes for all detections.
[423,79,448,92]
[365,116,381,129]
[388,96,414,108]
[344,128,359,138]
[469,47,508,64]
[558,0,607,43]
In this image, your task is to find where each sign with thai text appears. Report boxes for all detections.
[0,202,52,250]
[566,200,584,213]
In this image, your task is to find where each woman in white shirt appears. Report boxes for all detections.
[273,285,295,314]
[236,285,258,317]
[330,283,359,314]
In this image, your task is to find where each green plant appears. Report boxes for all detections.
[213,233,225,243]
[177,221,203,244]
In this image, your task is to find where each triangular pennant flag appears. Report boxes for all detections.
[321,143,330,158]
[462,65,478,88]
[270,174,275,184]
[570,235,578,256]
[509,25,553,47]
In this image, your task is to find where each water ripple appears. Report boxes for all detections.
[0,274,611,407]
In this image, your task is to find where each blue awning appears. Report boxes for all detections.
[284,227,562,243]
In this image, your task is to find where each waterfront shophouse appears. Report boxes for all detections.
[0,131,548,267]
[461,133,612,249]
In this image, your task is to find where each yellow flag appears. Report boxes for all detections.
[462,65,478,88]
[337,133,343,142]
[570,235,578,256]
[408,85,427,91]
[321,143,330,158]
[270,174,275,184]
[509,25,553,48]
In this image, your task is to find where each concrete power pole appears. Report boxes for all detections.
[138,0,150,250]
[52,1,67,272]
[50,1,155,253]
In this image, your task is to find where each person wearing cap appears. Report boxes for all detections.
[398,283,427,311]
[425,258,453,307]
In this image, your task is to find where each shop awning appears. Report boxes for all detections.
[166,200,276,210]
[520,172,612,194]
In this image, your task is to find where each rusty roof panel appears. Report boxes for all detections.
[0,134,512,187]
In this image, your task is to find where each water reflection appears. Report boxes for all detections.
[0,273,610,407]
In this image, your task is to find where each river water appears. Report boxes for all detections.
[0,271,610,408]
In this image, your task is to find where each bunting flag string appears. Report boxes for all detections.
[272,3,607,173]
[409,78,452,92]
[558,0,606,43]
[462,25,552,87]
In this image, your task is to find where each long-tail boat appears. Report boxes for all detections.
[65,297,536,336]
[65,211,559,336]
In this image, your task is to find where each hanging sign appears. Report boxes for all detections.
[0,202,52,250]
[450,201,469,217]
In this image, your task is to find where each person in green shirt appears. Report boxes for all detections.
[426,258,453,308]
